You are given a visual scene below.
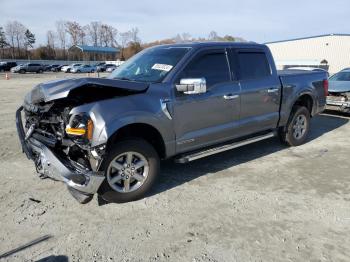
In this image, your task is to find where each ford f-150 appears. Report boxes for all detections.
[16,42,328,204]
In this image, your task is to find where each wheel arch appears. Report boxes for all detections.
[106,123,167,159]
[292,93,314,115]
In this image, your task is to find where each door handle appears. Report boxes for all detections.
[267,88,279,93]
[223,94,239,100]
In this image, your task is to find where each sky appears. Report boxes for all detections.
[0,0,349,46]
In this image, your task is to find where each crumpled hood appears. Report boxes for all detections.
[329,81,350,93]
[26,77,149,103]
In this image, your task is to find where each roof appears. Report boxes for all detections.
[265,33,350,44]
[69,45,120,54]
[151,41,263,49]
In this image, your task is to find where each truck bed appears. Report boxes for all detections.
[277,69,328,127]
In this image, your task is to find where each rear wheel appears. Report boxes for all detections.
[98,139,160,203]
[279,106,311,146]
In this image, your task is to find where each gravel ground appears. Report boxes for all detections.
[0,72,349,262]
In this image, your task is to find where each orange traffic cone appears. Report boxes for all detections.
[5,73,10,80]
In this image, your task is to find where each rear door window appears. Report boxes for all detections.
[237,52,271,80]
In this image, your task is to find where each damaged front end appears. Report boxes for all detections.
[326,92,350,113]
[16,77,148,203]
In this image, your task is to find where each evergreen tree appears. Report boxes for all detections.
[24,29,35,48]
[24,29,35,59]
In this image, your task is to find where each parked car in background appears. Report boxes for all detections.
[287,67,329,77]
[71,64,96,73]
[96,63,108,72]
[51,65,67,72]
[0,61,17,72]
[16,42,328,204]
[326,69,350,113]
[44,64,60,71]
[105,64,117,72]
[61,63,82,73]
[11,63,44,73]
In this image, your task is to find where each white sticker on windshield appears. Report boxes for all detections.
[152,63,173,72]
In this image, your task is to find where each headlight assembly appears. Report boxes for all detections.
[66,114,94,142]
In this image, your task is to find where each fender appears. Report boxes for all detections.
[279,86,316,128]
[98,111,176,158]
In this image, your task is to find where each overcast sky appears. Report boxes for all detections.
[0,0,349,45]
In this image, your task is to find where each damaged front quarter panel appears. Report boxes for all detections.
[19,77,150,203]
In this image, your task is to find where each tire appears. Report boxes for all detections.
[98,139,160,203]
[39,69,43,73]
[77,70,81,73]
[19,69,25,74]
[279,106,311,146]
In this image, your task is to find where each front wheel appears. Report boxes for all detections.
[98,139,160,203]
[279,106,311,146]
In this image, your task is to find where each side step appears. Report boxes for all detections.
[175,131,277,164]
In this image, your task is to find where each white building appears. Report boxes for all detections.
[266,34,350,74]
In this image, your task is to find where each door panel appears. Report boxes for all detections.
[173,82,240,153]
[235,50,281,135]
[239,78,281,134]
[172,49,241,153]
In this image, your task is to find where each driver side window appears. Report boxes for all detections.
[179,50,231,88]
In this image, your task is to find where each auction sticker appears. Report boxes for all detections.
[152,63,173,71]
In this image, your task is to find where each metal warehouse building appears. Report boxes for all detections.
[266,34,350,74]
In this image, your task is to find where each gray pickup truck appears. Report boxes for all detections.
[16,42,328,204]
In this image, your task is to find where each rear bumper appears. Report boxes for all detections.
[16,106,105,203]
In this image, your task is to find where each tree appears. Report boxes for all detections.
[99,24,118,47]
[174,32,192,43]
[87,21,101,46]
[5,21,26,58]
[119,31,132,59]
[0,27,8,59]
[56,20,67,59]
[46,30,55,49]
[130,27,140,43]
[24,29,35,48]
[223,35,235,41]
[24,29,35,59]
[65,21,82,46]
[208,30,219,41]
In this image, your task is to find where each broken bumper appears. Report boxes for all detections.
[16,106,105,203]
[326,99,350,113]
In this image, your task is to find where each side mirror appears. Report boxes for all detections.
[175,78,207,94]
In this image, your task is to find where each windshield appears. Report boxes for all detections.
[330,72,350,81]
[108,46,191,83]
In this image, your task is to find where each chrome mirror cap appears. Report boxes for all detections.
[176,78,207,94]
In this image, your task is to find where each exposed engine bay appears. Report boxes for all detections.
[21,79,148,176]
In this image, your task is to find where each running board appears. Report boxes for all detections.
[175,132,277,164]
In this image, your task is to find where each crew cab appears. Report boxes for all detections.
[16,42,328,204]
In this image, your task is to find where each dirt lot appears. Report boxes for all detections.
[0,72,349,262]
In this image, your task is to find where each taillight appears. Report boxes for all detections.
[323,79,329,96]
